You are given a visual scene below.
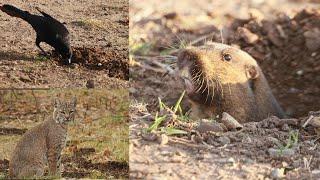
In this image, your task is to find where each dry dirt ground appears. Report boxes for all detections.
[130,0,320,179]
[0,89,129,179]
[0,0,128,88]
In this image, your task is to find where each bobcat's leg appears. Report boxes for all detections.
[18,166,44,178]
[47,146,63,176]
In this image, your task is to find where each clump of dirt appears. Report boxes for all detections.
[228,9,320,118]
[53,47,129,80]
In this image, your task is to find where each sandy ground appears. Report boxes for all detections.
[0,0,128,88]
[129,0,320,179]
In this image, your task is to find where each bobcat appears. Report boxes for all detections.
[9,97,77,179]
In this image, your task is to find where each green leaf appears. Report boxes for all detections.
[173,91,185,113]
[148,112,167,132]
[161,127,188,136]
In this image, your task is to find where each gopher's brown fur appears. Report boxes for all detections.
[177,42,285,122]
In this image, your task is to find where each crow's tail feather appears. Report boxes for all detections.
[0,4,30,21]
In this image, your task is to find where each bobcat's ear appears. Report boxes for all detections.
[53,98,61,108]
[70,97,77,107]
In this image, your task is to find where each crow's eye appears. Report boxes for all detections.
[223,54,232,61]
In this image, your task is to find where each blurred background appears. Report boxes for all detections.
[130,0,320,118]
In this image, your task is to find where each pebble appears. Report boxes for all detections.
[196,119,224,133]
[296,70,304,76]
[268,148,295,158]
[159,134,169,145]
[141,132,158,141]
[270,168,285,179]
[217,136,231,145]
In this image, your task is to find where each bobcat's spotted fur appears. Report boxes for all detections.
[9,97,77,178]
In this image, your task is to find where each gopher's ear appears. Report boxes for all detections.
[245,65,259,80]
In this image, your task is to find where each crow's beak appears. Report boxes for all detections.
[68,54,72,64]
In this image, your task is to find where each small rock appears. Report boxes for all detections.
[312,169,320,175]
[221,112,243,130]
[226,157,235,164]
[237,27,259,44]
[217,136,230,145]
[268,148,295,158]
[270,168,285,179]
[158,134,169,145]
[171,155,183,163]
[191,134,203,144]
[129,87,137,94]
[216,157,235,165]
[86,80,95,89]
[196,119,225,133]
[160,150,172,156]
[266,137,280,146]
[296,70,304,76]
[243,158,254,164]
[281,123,290,131]
[141,132,158,141]
[288,87,299,93]
[304,28,320,51]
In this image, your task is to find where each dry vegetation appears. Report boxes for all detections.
[0,89,129,179]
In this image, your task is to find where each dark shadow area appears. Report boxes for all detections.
[0,51,35,61]
[62,153,129,179]
[0,128,27,135]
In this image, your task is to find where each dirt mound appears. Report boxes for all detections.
[53,47,129,80]
[228,9,320,118]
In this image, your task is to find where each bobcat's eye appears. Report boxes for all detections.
[223,53,232,61]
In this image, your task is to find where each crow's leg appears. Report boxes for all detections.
[36,38,49,56]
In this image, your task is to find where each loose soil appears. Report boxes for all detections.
[130,0,320,179]
[0,0,128,88]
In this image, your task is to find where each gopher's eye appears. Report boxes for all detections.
[223,54,232,61]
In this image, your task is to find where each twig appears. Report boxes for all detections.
[303,115,314,128]
[169,137,212,150]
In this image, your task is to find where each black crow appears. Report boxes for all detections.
[0,4,72,64]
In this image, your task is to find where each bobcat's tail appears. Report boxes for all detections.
[0,4,30,21]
